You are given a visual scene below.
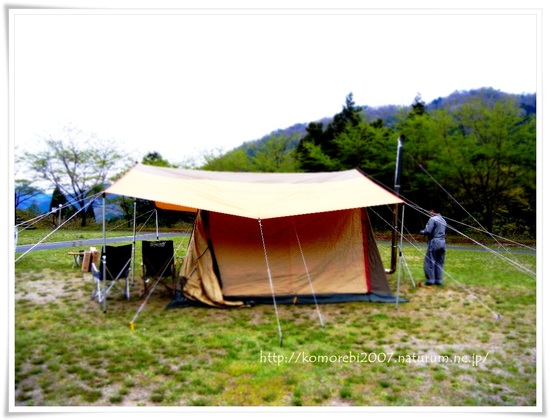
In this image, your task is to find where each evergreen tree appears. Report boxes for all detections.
[296,93,364,171]
[142,152,174,167]
[49,186,70,225]
[410,93,426,117]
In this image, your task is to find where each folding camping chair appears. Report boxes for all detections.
[141,240,177,297]
[91,244,133,310]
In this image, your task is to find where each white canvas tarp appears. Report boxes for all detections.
[105,164,403,219]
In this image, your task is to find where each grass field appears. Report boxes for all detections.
[12,229,538,409]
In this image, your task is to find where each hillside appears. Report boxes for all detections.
[234,87,536,155]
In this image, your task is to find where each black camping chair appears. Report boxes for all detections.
[141,240,177,297]
[91,244,133,310]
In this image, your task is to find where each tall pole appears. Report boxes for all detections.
[131,197,137,293]
[386,135,404,274]
[102,193,107,313]
[155,208,159,241]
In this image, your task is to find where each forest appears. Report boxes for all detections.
[16,87,536,240]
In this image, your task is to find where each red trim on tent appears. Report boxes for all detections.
[361,209,371,292]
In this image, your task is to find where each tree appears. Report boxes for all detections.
[408,98,536,234]
[23,125,129,227]
[332,121,395,181]
[142,151,174,168]
[15,179,44,209]
[14,147,45,210]
[48,186,69,226]
[429,98,536,234]
[26,202,41,216]
[250,133,300,172]
[201,148,254,172]
[410,93,426,117]
[294,93,398,190]
[296,93,364,171]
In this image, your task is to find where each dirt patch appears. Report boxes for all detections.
[15,271,91,304]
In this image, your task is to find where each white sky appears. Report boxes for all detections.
[9,4,541,166]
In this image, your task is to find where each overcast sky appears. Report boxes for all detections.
[9,5,541,167]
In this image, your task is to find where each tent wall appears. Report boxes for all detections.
[179,211,243,308]
[179,208,390,307]
[363,209,391,295]
[212,209,368,296]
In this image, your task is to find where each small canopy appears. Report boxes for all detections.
[105,164,403,218]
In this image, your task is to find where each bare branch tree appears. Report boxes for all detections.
[24,124,131,227]
[14,179,44,209]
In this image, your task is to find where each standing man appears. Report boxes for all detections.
[420,209,447,286]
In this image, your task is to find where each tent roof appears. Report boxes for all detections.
[105,163,403,219]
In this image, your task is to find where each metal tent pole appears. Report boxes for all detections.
[102,193,107,313]
[395,205,406,310]
[387,135,404,274]
[130,197,137,296]
[155,208,159,241]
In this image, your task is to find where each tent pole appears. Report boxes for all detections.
[387,135,404,274]
[155,208,159,241]
[130,197,137,294]
[102,193,107,313]
[395,204,406,310]
[402,205,417,288]
[395,252,402,310]
[258,218,284,347]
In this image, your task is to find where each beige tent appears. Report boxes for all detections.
[105,163,404,307]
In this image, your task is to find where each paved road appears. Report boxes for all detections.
[15,232,189,253]
[377,241,535,255]
[16,234,535,255]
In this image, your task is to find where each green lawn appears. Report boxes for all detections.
[12,231,537,408]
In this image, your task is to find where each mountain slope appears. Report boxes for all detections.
[233,87,535,156]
